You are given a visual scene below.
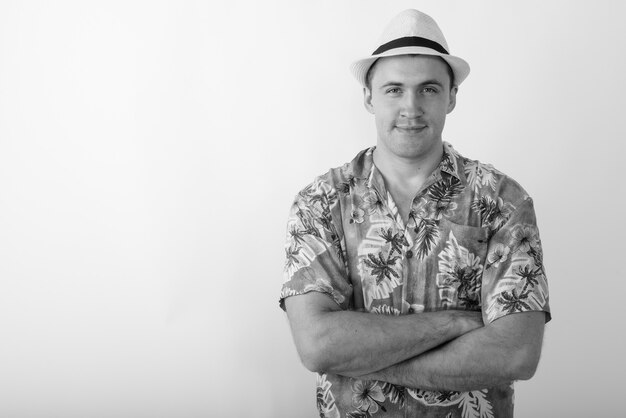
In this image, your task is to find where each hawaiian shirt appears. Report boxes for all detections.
[280,143,551,418]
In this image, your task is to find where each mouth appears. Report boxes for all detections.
[396,125,426,133]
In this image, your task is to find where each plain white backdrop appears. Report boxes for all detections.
[0,1,624,417]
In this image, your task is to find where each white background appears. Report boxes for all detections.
[0,1,624,417]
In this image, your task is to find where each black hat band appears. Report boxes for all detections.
[372,36,448,56]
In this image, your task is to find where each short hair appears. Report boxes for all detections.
[365,55,455,91]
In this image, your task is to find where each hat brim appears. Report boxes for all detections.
[350,46,470,87]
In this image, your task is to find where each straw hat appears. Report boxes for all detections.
[350,9,470,87]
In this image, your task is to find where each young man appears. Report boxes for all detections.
[280,9,550,418]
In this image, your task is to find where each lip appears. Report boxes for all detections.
[396,125,426,132]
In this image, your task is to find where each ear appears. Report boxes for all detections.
[363,87,375,114]
[446,86,458,114]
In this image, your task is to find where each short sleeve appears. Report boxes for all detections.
[481,197,551,324]
[279,179,353,311]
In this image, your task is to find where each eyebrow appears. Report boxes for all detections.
[420,79,445,88]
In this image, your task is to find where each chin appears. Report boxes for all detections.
[390,139,440,159]
[392,146,424,159]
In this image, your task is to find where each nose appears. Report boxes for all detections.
[400,91,423,118]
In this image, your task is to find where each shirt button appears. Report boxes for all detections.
[406,250,414,259]
[408,307,415,313]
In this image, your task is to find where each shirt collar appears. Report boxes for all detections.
[348,142,464,184]
[440,142,463,180]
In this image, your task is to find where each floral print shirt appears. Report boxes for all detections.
[280,143,551,418]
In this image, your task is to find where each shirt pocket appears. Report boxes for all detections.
[434,218,490,310]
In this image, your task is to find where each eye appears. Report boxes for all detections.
[421,86,439,94]
[386,87,401,95]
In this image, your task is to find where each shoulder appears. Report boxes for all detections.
[457,151,532,207]
[293,148,372,204]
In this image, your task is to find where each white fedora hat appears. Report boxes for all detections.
[350,9,470,87]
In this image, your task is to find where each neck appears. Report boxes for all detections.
[373,143,444,188]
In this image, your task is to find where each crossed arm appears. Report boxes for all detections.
[285,291,545,392]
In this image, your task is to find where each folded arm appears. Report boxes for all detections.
[284,291,483,376]
[358,311,546,392]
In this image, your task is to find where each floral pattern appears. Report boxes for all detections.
[471,195,515,232]
[280,143,550,417]
[351,380,387,414]
[408,388,495,418]
[465,160,499,192]
[437,232,484,309]
[316,374,340,418]
[371,305,401,316]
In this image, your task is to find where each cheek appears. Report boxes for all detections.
[374,115,395,134]
[427,102,450,123]
[374,107,397,128]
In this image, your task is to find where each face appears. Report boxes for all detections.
[364,55,457,162]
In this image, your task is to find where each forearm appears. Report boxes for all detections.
[285,293,482,376]
[359,312,545,391]
[360,326,515,391]
[310,309,477,377]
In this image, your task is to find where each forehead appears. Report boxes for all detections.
[370,55,450,86]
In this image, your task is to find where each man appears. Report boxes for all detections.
[280,9,550,418]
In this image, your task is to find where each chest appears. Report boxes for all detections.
[385,181,424,225]
[388,191,413,225]
[341,183,490,314]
